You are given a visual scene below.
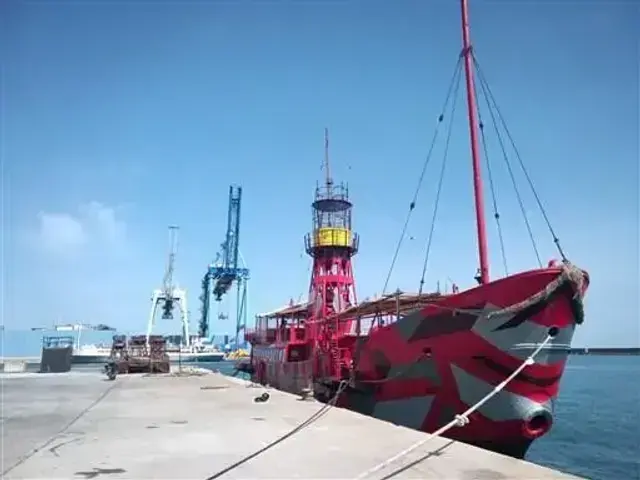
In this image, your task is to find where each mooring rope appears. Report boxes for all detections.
[204,380,349,480]
[482,261,586,324]
[206,262,585,479]
[354,332,555,479]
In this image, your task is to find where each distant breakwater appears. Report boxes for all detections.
[569,347,639,355]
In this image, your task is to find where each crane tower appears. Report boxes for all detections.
[146,225,190,346]
[304,129,359,376]
[199,186,249,349]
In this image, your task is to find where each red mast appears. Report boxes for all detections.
[460,0,490,284]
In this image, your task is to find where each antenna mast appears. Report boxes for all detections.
[324,127,333,191]
[460,0,490,284]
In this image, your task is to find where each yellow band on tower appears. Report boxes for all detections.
[314,227,351,248]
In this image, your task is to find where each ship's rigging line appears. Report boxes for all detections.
[475,86,509,276]
[472,52,566,262]
[388,51,569,289]
[204,43,578,480]
[382,56,463,296]
[361,58,464,382]
[354,333,555,480]
[473,61,542,268]
[204,59,466,480]
[418,62,462,295]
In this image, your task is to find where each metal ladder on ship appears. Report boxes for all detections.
[328,317,342,378]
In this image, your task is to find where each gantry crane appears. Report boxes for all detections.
[199,186,249,349]
[147,225,190,346]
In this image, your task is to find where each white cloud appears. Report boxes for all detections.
[35,202,127,256]
[79,201,127,244]
[37,212,87,252]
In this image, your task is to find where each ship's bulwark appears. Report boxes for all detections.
[250,265,589,459]
[338,266,587,459]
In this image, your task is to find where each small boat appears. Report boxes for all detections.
[226,348,250,360]
[32,323,113,364]
[166,341,225,363]
[57,323,113,364]
[71,343,112,364]
[167,349,225,363]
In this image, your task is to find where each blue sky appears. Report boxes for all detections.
[1,0,637,347]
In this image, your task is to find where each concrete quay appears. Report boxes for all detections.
[1,369,581,479]
[0,357,39,373]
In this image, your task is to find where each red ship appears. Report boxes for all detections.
[245,0,589,460]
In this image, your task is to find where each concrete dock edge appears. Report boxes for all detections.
[2,370,583,479]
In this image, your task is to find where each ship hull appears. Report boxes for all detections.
[167,352,225,363]
[251,265,588,459]
[71,354,111,365]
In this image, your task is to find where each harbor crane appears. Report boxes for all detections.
[147,225,190,347]
[199,185,249,348]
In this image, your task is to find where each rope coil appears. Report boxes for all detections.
[484,261,586,323]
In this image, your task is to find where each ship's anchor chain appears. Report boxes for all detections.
[354,332,556,480]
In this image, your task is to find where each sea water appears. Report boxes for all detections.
[527,355,640,480]
[2,329,638,480]
[1,329,125,356]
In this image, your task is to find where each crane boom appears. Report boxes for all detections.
[161,225,179,319]
[198,185,249,342]
[225,186,242,270]
[147,224,189,346]
[163,226,179,296]
[212,186,244,299]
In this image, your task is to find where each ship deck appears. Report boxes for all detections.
[2,369,581,479]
